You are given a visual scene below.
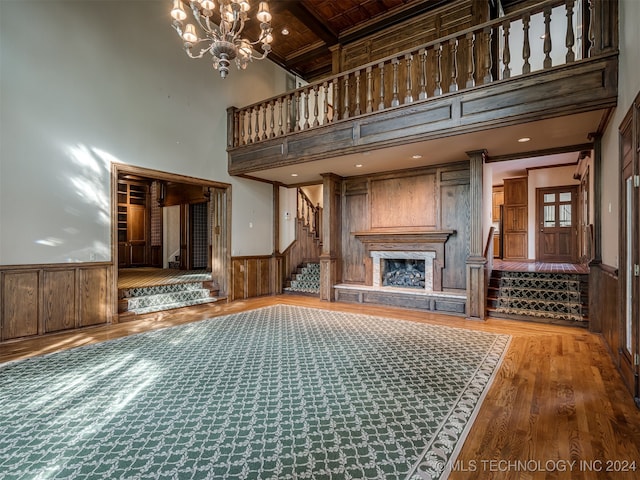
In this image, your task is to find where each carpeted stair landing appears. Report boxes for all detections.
[119,281,218,315]
[284,262,320,295]
[488,270,588,326]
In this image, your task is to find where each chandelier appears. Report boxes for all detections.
[170,0,273,79]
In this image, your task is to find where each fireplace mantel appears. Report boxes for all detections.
[353,229,455,251]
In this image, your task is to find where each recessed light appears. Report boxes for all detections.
[281,28,290,35]
[355,164,363,168]
[291,173,298,177]
[518,137,531,143]
[412,154,422,159]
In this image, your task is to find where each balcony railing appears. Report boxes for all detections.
[227,0,617,150]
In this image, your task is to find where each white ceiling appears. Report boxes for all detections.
[241,110,602,186]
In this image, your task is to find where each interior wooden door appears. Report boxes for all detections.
[536,186,578,263]
[619,107,639,403]
[128,204,148,266]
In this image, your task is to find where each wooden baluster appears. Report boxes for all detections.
[269,101,275,138]
[294,91,301,131]
[522,13,531,74]
[502,20,511,79]
[322,82,329,124]
[543,7,552,69]
[278,98,284,136]
[483,27,493,84]
[404,54,414,103]
[313,85,319,127]
[303,88,310,129]
[434,44,443,96]
[286,95,292,133]
[262,103,268,140]
[391,58,400,106]
[233,111,239,147]
[449,39,459,92]
[240,110,246,145]
[466,33,475,88]
[247,108,253,143]
[354,70,362,116]
[588,0,595,57]
[333,79,340,122]
[366,66,373,113]
[378,62,386,110]
[565,0,576,63]
[418,49,428,99]
[343,74,350,119]
[254,107,260,142]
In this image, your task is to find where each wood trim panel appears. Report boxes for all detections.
[0,263,112,342]
[230,255,282,301]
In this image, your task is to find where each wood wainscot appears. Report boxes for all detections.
[334,229,467,315]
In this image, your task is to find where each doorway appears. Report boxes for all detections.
[536,185,579,263]
[111,164,231,316]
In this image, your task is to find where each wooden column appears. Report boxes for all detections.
[271,183,282,295]
[466,149,487,320]
[320,173,342,301]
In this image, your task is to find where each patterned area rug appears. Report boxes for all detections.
[0,306,510,480]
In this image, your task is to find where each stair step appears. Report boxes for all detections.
[126,288,213,310]
[285,262,320,294]
[119,282,205,299]
[129,296,218,315]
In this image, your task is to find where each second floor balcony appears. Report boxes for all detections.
[226,0,618,184]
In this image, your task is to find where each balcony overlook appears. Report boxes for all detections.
[226,0,618,185]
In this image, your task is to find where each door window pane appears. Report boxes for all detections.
[544,205,556,226]
[559,192,572,202]
[544,193,556,203]
[559,204,572,226]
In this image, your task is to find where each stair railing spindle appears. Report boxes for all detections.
[522,13,531,74]
[391,58,400,106]
[565,0,576,63]
[449,38,459,92]
[419,49,428,99]
[466,33,475,88]
[378,62,386,110]
[502,20,511,79]
[434,44,443,96]
[543,7,553,69]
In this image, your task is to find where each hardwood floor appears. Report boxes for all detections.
[1,296,639,479]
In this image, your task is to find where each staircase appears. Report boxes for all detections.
[119,281,219,315]
[487,270,589,326]
[284,263,321,295]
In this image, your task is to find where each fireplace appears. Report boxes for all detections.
[372,251,436,291]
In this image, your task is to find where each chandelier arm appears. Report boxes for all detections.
[190,9,213,36]
[184,43,213,59]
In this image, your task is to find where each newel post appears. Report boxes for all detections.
[319,173,343,301]
[466,149,487,320]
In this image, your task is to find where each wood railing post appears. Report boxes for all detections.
[482,28,493,84]
[322,82,329,124]
[254,105,260,142]
[565,0,576,63]
[278,98,284,136]
[522,13,531,74]
[378,62,386,110]
[404,54,414,103]
[391,58,400,106]
[303,89,310,129]
[262,103,268,140]
[332,79,340,122]
[466,34,475,88]
[294,91,301,131]
[449,38,459,92]
[502,20,511,79]
[313,85,319,127]
[227,106,237,148]
[354,70,362,116]
[366,66,374,113]
[343,75,350,119]
[419,49,428,99]
[543,7,553,69]
[434,44,443,96]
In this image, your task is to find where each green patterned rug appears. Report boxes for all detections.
[0,305,510,480]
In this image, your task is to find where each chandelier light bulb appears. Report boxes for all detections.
[200,0,215,10]
[171,0,187,21]
[182,24,198,43]
[257,2,271,23]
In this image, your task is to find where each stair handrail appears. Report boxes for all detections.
[297,188,320,239]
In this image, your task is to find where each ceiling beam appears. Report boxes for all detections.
[280,0,340,47]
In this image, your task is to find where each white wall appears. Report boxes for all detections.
[0,0,288,265]
[279,186,297,252]
[527,166,580,259]
[600,0,640,269]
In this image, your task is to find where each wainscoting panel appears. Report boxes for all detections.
[42,269,75,333]
[589,263,619,361]
[230,256,281,301]
[0,263,112,342]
